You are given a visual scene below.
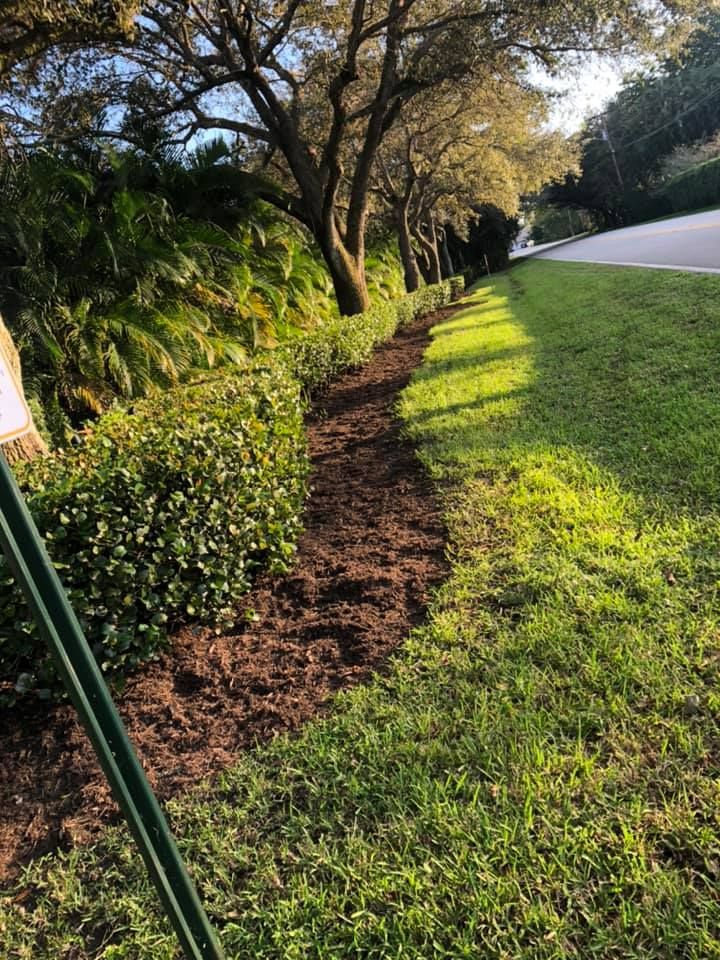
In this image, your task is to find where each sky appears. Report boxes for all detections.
[539,55,640,133]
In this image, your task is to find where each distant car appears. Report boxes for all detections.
[520,241,528,248]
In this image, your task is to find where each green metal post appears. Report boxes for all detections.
[0,453,224,960]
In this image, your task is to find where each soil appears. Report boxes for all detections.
[0,305,456,886]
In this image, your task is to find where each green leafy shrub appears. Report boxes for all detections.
[659,155,720,212]
[365,246,406,303]
[449,275,466,300]
[0,362,308,705]
[0,145,340,428]
[0,277,462,706]
[280,278,462,393]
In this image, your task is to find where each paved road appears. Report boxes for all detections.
[532,209,720,274]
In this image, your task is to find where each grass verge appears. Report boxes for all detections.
[3,260,720,958]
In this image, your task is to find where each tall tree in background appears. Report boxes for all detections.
[0,0,702,314]
[373,81,572,290]
[546,10,720,227]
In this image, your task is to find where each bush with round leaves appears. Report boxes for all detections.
[0,362,308,705]
[0,277,463,706]
[280,278,463,393]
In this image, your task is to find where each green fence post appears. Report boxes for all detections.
[0,452,225,960]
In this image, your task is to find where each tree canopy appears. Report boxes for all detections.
[0,1,139,76]
[545,9,720,226]
[0,0,705,313]
[372,80,572,289]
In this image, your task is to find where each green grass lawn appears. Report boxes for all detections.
[4,260,720,958]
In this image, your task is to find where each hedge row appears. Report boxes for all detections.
[0,364,309,705]
[0,277,463,705]
[659,155,720,213]
[281,277,464,393]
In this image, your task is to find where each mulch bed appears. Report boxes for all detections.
[0,304,457,885]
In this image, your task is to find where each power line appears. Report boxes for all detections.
[611,83,720,151]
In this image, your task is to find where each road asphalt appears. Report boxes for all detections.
[527,209,720,274]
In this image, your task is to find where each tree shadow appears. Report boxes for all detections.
[406,271,720,516]
[410,343,533,382]
[407,386,531,427]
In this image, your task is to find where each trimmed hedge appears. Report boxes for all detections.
[281,277,464,393]
[0,277,463,705]
[659,155,720,213]
[0,364,308,705]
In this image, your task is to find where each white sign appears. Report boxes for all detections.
[0,345,31,445]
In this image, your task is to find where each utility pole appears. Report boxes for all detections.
[601,123,624,190]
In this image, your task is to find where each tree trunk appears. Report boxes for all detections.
[414,242,432,284]
[395,204,421,293]
[439,228,455,279]
[320,233,370,316]
[0,314,48,464]
[417,219,442,285]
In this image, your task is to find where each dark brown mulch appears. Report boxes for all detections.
[0,305,457,886]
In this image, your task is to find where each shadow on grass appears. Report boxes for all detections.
[8,262,720,958]
[407,387,532,427]
[408,263,720,515]
[411,342,532,380]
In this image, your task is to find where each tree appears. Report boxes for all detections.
[0,0,701,314]
[547,10,720,227]
[0,142,337,428]
[0,2,142,460]
[446,204,520,276]
[0,314,48,463]
[0,1,139,76]
[529,203,591,243]
[373,79,572,290]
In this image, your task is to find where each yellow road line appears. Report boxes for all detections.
[611,221,720,242]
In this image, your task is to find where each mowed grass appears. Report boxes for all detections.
[4,259,720,958]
